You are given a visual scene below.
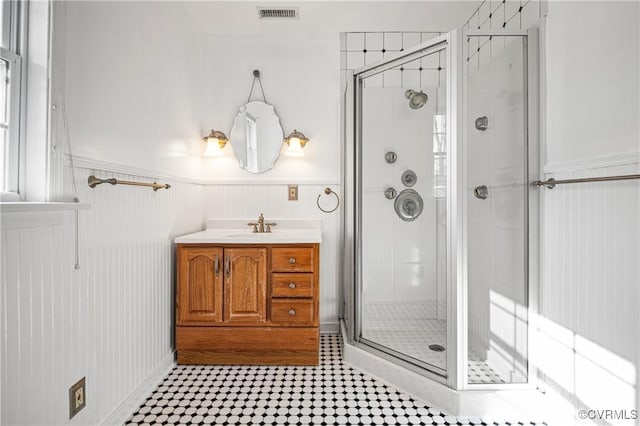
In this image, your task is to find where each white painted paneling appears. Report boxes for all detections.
[1,210,77,425]
[537,161,640,417]
[1,167,204,425]
[534,1,640,420]
[203,184,341,328]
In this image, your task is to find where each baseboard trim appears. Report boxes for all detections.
[101,351,176,425]
[320,322,340,334]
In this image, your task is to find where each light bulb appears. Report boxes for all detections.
[285,138,304,157]
[204,138,224,157]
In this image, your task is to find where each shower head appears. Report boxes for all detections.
[404,89,428,109]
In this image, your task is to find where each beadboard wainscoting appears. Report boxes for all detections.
[1,168,204,425]
[1,164,342,424]
[202,183,341,332]
[535,157,640,419]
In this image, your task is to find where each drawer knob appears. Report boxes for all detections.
[288,282,296,289]
[289,257,296,264]
[288,309,296,316]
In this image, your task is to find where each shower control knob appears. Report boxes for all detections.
[384,151,397,164]
[288,282,296,289]
[384,187,397,200]
[475,116,489,131]
[474,185,489,200]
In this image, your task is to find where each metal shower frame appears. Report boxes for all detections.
[341,28,540,391]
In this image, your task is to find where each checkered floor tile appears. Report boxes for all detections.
[125,334,544,425]
[362,300,505,383]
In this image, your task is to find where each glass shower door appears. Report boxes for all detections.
[354,37,450,376]
[465,33,531,385]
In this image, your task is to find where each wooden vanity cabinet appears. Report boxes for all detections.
[224,247,267,324]
[176,243,319,365]
[176,247,223,325]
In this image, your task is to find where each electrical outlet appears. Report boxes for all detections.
[69,377,86,419]
[288,184,298,201]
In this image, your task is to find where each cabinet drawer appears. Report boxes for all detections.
[271,299,315,325]
[272,273,314,297]
[271,247,315,272]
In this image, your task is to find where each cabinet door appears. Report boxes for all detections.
[224,248,267,323]
[177,246,223,325]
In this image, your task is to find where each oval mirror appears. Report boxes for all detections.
[229,101,284,173]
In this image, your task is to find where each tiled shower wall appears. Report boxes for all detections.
[463,0,544,74]
[340,31,446,89]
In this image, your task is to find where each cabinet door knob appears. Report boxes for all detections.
[288,309,296,316]
[288,282,296,289]
[289,257,296,264]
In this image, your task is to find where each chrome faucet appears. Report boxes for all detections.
[257,213,265,233]
[247,213,277,233]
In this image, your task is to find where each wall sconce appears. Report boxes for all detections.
[283,129,309,157]
[203,129,228,157]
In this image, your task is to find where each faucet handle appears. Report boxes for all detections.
[265,223,277,233]
[247,222,258,233]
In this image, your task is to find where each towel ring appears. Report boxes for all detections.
[317,187,340,213]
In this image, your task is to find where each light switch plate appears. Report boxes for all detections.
[288,185,298,201]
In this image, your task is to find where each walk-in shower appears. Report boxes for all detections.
[341,28,538,400]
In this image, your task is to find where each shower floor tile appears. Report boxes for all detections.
[125,334,544,426]
[362,300,505,384]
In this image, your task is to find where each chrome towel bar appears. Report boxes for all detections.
[534,174,640,189]
[88,175,171,191]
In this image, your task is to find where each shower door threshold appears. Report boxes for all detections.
[341,321,549,419]
[357,336,448,380]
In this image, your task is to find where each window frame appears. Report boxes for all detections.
[1,0,27,201]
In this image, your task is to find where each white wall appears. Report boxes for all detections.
[200,32,339,182]
[536,1,640,422]
[544,1,640,167]
[1,2,483,424]
[63,1,205,181]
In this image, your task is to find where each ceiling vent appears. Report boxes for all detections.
[257,6,299,20]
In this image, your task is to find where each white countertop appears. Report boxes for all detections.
[174,219,322,244]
